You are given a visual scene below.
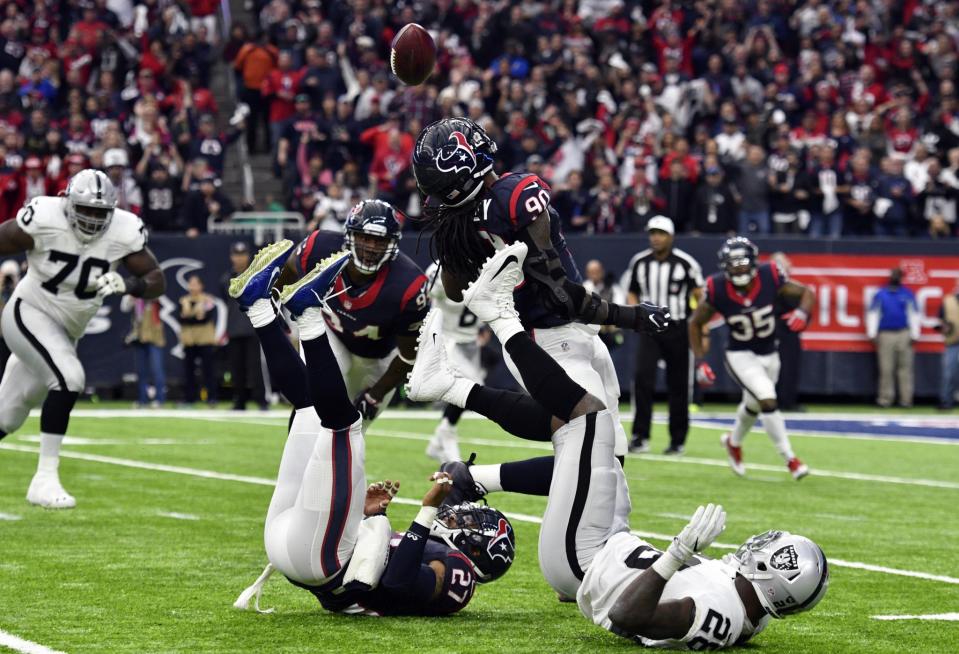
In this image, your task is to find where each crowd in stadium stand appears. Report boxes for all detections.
[0,1,957,239]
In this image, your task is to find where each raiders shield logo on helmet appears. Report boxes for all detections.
[770,544,800,572]
[434,131,477,175]
[487,518,515,565]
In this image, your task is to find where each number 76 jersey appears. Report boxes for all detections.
[704,263,786,355]
[12,196,146,340]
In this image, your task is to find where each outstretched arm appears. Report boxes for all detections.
[521,212,669,333]
[0,220,34,255]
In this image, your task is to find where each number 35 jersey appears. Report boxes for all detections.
[13,196,146,340]
[293,231,429,359]
[578,532,769,650]
[704,263,786,355]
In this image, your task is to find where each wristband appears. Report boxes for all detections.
[124,276,148,297]
[414,505,438,529]
[650,548,686,581]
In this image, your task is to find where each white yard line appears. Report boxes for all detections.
[364,429,959,490]
[157,512,200,521]
[2,442,957,586]
[871,613,959,621]
[0,513,22,521]
[0,629,68,654]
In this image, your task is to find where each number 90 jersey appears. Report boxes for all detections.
[13,196,146,340]
[704,263,786,355]
[578,532,769,650]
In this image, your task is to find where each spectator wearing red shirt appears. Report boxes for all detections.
[70,3,109,54]
[260,50,305,150]
[19,156,53,206]
[360,121,413,205]
[188,0,219,45]
[659,138,699,185]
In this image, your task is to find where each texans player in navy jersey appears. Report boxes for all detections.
[229,241,514,617]
[411,117,669,513]
[689,237,814,480]
[279,200,429,422]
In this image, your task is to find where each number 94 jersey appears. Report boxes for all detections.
[704,263,786,355]
[13,196,146,340]
[578,532,769,650]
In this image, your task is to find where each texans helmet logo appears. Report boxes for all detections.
[486,518,514,564]
[434,131,477,175]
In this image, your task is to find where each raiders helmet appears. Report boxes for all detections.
[718,236,759,287]
[722,530,829,618]
[343,200,402,274]
[430,502,515,582]
[412,117,497,208]
[64,169,118,242]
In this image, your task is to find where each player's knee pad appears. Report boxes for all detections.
[759,399,778,413]
[742,398,761,415]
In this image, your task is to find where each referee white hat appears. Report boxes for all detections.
[646,215,674,235]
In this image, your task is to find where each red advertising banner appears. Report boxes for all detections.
[782,254,959,353]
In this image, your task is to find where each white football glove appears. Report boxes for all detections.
[95,271,127,298]
[652,503,726,580]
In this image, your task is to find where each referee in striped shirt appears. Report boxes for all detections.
[624,216,704,454]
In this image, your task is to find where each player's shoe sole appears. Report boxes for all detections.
[720,432,746,476]
[462,242,528,326]
[26,472,76,509]
[439,455,485,507]
[228,240,295,308]
[278,250,351,317]
[406,308,459,403]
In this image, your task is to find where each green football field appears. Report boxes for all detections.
[1,407,957,653]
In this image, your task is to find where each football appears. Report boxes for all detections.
[390,23,436,86]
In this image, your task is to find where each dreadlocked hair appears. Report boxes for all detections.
[419,200,492,281]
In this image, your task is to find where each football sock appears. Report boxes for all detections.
[296,307,327,341]
[503,333,588,421]
[40,390,78,435]
[255,318,310,409]
[761,409,795,461]
[442,403,464,425]
[0,429,6,441]
[301,336,359,430]
[246,298,275,329]
[500,456,555,496]
[469,464,503,494]
[730,402,757,446]
[37,432,64,474]
[465,385,553,441]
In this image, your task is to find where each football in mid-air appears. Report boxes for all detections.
[390,23,436,86]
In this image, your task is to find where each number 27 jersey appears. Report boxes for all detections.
[704,263,786,355]
[12,196,146,340]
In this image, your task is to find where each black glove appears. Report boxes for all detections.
[637,302,671,334]
[354,390,381,421]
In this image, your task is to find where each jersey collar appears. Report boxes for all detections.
[336,264,389,310]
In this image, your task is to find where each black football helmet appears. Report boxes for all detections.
[412,117,497,208]
[343,200,402,274]
[430,502,515,582]
[718,236,759,287]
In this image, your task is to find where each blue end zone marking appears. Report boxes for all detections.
[693,417,959,441]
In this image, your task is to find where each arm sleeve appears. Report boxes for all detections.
[378,522,437,603]
[395,275,430,337]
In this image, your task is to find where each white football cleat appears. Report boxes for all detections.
[720,432,746,477]
[407,308,462,404]
[425,418,461,463]
[462,242,527,340]
[26,472,76,509]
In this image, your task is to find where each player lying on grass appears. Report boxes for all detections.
[228,241,513,616]
[408,243,829,648]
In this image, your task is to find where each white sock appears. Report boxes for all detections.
[37,432,64,474]
[488,317,525,346]
[442,379,475,409]
[247,298,275,328]
[730,403,757,446]
[762,410,795,461]
[436,418,457,436]
[297,307,327,340]
[470,464,502,494]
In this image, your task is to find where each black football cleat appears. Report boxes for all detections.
[439,453,486,507]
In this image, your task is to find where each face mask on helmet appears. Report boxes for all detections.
[725,256,756,287]
[64,169,118,243]
[722,530,829,618]
[343,200,401,274]
[430,502,515,582]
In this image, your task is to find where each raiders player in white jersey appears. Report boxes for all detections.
[422,263,484,463]
[408,243,828,649]
[0,170,165,508]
